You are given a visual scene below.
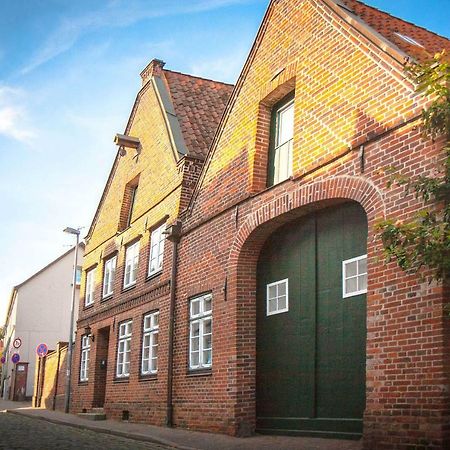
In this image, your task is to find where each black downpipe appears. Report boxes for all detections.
[165,221,182,427]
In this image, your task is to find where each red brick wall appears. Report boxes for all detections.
[71,0,449,448]
[33,342,68,412]
[173,0,449,447]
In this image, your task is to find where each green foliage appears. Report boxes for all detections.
[376,52,450,280]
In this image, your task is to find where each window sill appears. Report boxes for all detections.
[101,294,113,302]
[116,226,131,236]
[83,304,94,311]
[78,381,89,386]
[146,270,162,282]
[113,377,130,384]
[266,175,293,190]
[139,373,158,382]
[122,284,136,293]
[186,368,212,377]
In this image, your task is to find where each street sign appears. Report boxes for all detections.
[11,353,20,364]
[36,343,48,358]
[13,338,22,349]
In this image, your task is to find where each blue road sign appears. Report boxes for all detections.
[11,353,20,364]
[36,343,49,358]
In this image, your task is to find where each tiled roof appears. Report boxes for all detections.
[163,70,233,160]
[341,0,450,61]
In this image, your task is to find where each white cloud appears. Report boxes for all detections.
[189,45,249,83]
[0,86,36,144]
[20,0,255,75]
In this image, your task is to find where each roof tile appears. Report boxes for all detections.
[341,0,450,61]
[163,70,233,159]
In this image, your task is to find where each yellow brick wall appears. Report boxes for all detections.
[190,0,425,222]
[80,78,183,308]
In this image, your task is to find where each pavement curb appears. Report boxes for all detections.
[6,409,198,450]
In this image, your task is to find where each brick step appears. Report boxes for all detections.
[77,412,106,421]
[91,407,105,413]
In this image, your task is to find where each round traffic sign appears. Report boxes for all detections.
[11,353,20,364]
[0,356,5,364]
[36,343,48,358]
[13,338,22,349]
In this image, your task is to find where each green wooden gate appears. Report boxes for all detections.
[256,202,367,438]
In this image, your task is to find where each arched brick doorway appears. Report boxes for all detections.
[226,177,384,437]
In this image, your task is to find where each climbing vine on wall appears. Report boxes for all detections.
[376,51,450,281]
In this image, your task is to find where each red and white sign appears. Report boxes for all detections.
[36,343,49,358]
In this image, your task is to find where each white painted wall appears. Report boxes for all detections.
[2,245,84,398]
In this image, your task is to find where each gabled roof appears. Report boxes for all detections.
[3,243,85,327]
[163,70,233,160]
[340,0,450,61]
[187,0,450,213]
[86,63,233,240]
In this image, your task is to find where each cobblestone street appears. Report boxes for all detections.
[0,412,174,450]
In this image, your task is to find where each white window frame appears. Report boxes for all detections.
[80,335,91,382]
[141,311,159,375]
[124,241,139,288]
[103,255,117,298]
[126,185,138,228]
[266,278,289,316]
[85,268,96,307]
[148,223,166,276]
[116,320,132,378]
[342,254,368,298]
[273,99,294,185]
[75,266,82,286]
[189,294,212,370]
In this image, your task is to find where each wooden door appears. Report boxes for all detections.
[256,202,367,438]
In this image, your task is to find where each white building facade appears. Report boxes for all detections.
[1,244,84,400]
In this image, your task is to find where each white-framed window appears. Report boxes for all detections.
[189,294,212,370]
[126,185,138,228]
[141,311,159,375]
[116,320,132,378]
[80,335,91,382]
[342,254,368,298]
[124,241,139,288]
[266,278,289,316]
[103,255,117,298]
[148,223,165,276]
[85,268,96,306]
[273,98,294,185]
[75,266,82,286]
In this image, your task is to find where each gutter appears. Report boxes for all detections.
[164,220,182,427]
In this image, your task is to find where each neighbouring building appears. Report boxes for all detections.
[2,244,84,401]
[72,0,450,448]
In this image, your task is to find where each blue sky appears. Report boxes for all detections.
[0,0,449,321]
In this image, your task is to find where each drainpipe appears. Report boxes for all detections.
[165,220,182,427]
[53,343,63,410]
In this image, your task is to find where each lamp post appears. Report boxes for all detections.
[63,227,80,414]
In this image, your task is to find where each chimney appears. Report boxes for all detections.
[140,59,166,86]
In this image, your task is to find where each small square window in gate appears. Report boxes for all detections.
[342,254,367,298]
[266,278,289,316]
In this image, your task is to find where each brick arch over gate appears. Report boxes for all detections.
[225,175,385,435]
[229,175,384,271]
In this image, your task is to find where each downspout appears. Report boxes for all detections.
[165,220,182,427]
[53,343,63,410]
[34,357,41,408]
